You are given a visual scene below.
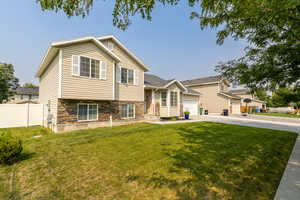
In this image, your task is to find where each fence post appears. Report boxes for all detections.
[27,103,30,127]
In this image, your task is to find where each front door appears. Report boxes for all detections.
[144,90,152,114]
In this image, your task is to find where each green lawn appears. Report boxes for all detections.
[0,122,297,200]
[255,112,300,118]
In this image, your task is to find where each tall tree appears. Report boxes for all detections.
[23,83,38,88]
[272,87,300,110]
[0,63,19,103]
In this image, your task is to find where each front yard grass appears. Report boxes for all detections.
[0,122,297,200]
[255,112,300,118]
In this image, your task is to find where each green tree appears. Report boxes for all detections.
[271,87,300,112]
[254,89,273,107]
[0,63,19,103]
[23,83,38,88]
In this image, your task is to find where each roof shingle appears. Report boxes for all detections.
[182,75,222,86]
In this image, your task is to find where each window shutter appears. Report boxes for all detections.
[72,55,80,76]
[134,70,139,85]
[116,65,121,83]
[100,61,107,80]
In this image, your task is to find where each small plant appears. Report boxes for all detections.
[0,134,23,165]
[184,111,190,115]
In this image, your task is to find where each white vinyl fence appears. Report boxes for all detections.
[268,107,295,114]
[0,104,45,128]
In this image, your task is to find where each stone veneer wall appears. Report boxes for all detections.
[57,99,144,125]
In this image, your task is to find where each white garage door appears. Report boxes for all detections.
[183,100,198,116]
[231,103,241,114]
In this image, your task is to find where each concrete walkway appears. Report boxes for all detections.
[149,115,300,199]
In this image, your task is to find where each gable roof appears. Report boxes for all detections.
[16,87,39,95]
[219,91,241,100]
[35,36,121,77]
[229,88,250,95]
[97,35,150,71]
[182,75,222,86]
[144,74,201,95]
[144,74,169,88]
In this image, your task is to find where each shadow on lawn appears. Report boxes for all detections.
[143,123,291,200]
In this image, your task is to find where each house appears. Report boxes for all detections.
[182,76,242,115]
[229,89,266,111]
[6,87,39,104]
[144,74,201,118]
[36,35,149,132]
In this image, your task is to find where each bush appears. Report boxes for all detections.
[0,135,23,165]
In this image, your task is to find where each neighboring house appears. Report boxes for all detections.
[229,89,266,111]
[144,74,201,118]
[182,76,242,114]
[36,35,149,132]
[6,87,39,104]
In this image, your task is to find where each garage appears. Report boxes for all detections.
[231,101,241,114]
[183,98,199,116]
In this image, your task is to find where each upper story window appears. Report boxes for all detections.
[117,66,139,85]
[108,42,114,51]
[72,55,106,80]
[170,91,178,107]
[161,91,167,106]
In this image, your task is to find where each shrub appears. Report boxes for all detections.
[0,134,23,165]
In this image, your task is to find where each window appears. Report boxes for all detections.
[170,91,178,107]
[78,104,98,121]
[80,56,90,77]
[72,56,106,80]
[128,69,134,84]
[121,68,127,83]
[161,91,167,106]
[120,68,134,84]
[121,104,135,118]
[91,59,100,78]
[108,42,114,50]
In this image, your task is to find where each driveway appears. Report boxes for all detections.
[202,115,300,133]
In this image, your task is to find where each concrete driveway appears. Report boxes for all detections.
[202,115,300,133]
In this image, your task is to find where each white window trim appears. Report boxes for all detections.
[160,91,167,107]
[170,91,178,107]
[108,42,114,51]
[77,104,99,122]
[72,55,106,80]
[121,104,135,119]
[119,67,136,86]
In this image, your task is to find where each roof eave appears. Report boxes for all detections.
[35,37,121,78]
[97,35,150,72]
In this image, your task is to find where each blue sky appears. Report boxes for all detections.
[0,0,247,85]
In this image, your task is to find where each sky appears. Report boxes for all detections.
[0,0,248,85]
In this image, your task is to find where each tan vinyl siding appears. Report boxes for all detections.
[61,42,115,100]
[182,94,199,102]
[39,54,59,124]
[189,83,229,114]
[102,39,144,102]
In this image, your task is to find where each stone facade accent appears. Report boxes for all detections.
[57,99,144,125]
